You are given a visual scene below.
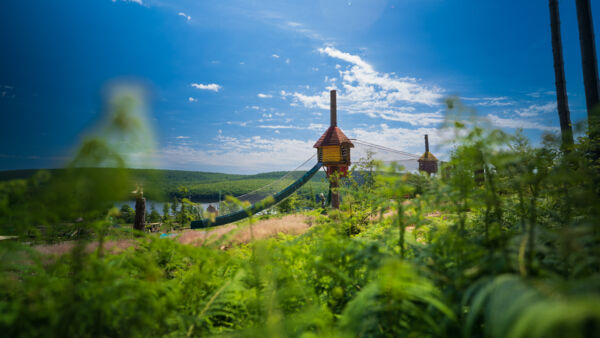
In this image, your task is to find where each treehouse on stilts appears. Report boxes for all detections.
[314,90,353,209]
[418,134,438,175]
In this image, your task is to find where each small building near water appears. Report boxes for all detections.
[206,204,218,216]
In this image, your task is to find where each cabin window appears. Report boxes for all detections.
[341,146,348,162]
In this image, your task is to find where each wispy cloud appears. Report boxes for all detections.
[463,96,515,107]
[351,124,447,158]
[307,123,326,131]
[112,0,143,5]
[226,121,248,127]
[283,46,444,126]
[271,54,280,59]
[1,85,15,99]
[178,12,191,21]
[258,125,296,129]
[486,114,558,131]
[526,90,555,98]
[515,102,555,117]
[257,93,272,98]
[188,97,197,102]
[175,136,190,139]
[191,83,221,92]
[158,135,315,173]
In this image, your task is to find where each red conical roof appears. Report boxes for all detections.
[313,126,354,148]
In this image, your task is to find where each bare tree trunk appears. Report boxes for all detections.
[549,0,574,149]
[575,0,600,139]
[134,195,146,231]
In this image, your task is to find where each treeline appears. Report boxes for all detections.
[0,168,329,202]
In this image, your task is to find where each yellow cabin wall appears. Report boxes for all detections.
[322,146,341,162]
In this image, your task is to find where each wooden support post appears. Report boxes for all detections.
[134,193,146,231]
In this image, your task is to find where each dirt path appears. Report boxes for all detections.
[177,214,313,247]
[33,214,314,255]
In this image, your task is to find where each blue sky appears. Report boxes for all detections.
[1,0,598,173]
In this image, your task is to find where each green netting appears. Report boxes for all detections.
[190,162,323,229]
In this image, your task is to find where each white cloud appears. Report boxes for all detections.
[112,0,143,5]
[486,114,558,131]
[272,54,280,58]
[366,109,444,126]
[226,121,248,127]
[318,46,371,70]
[157,135,315,173]
[257,93,272,98]
[350,124,454,167]
[258,125,295,129]
[288,91,328,109]
[307,123,326,131]
[287,21,302,27]
[175,136,190,139]
[464,96,515,107]
[178,12,191,21]
[285,46,444,127]
[515,102,555,117]
[285,58,290,64]
[191,83,221,92]
[527,90,555,98]
[188,97,197,102]
[156,124,453,173]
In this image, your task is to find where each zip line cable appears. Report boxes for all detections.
[353,140,421,159]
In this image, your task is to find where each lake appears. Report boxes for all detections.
[117,200,221,216]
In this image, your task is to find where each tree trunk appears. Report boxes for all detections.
[549,0,574,149]
[134,195,146,231]
[575,0,600,139]
[330,173,340,209]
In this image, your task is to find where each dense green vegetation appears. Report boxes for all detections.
[1,93,600,337]
[0,168,329,202]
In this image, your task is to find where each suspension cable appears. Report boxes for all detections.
[353,139,421,159]
[226,153,318,201]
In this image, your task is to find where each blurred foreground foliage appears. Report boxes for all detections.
[1,96,600,337]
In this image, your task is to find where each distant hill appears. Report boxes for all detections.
[0,168,329,202]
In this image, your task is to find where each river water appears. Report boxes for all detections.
[117,200,221,216]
